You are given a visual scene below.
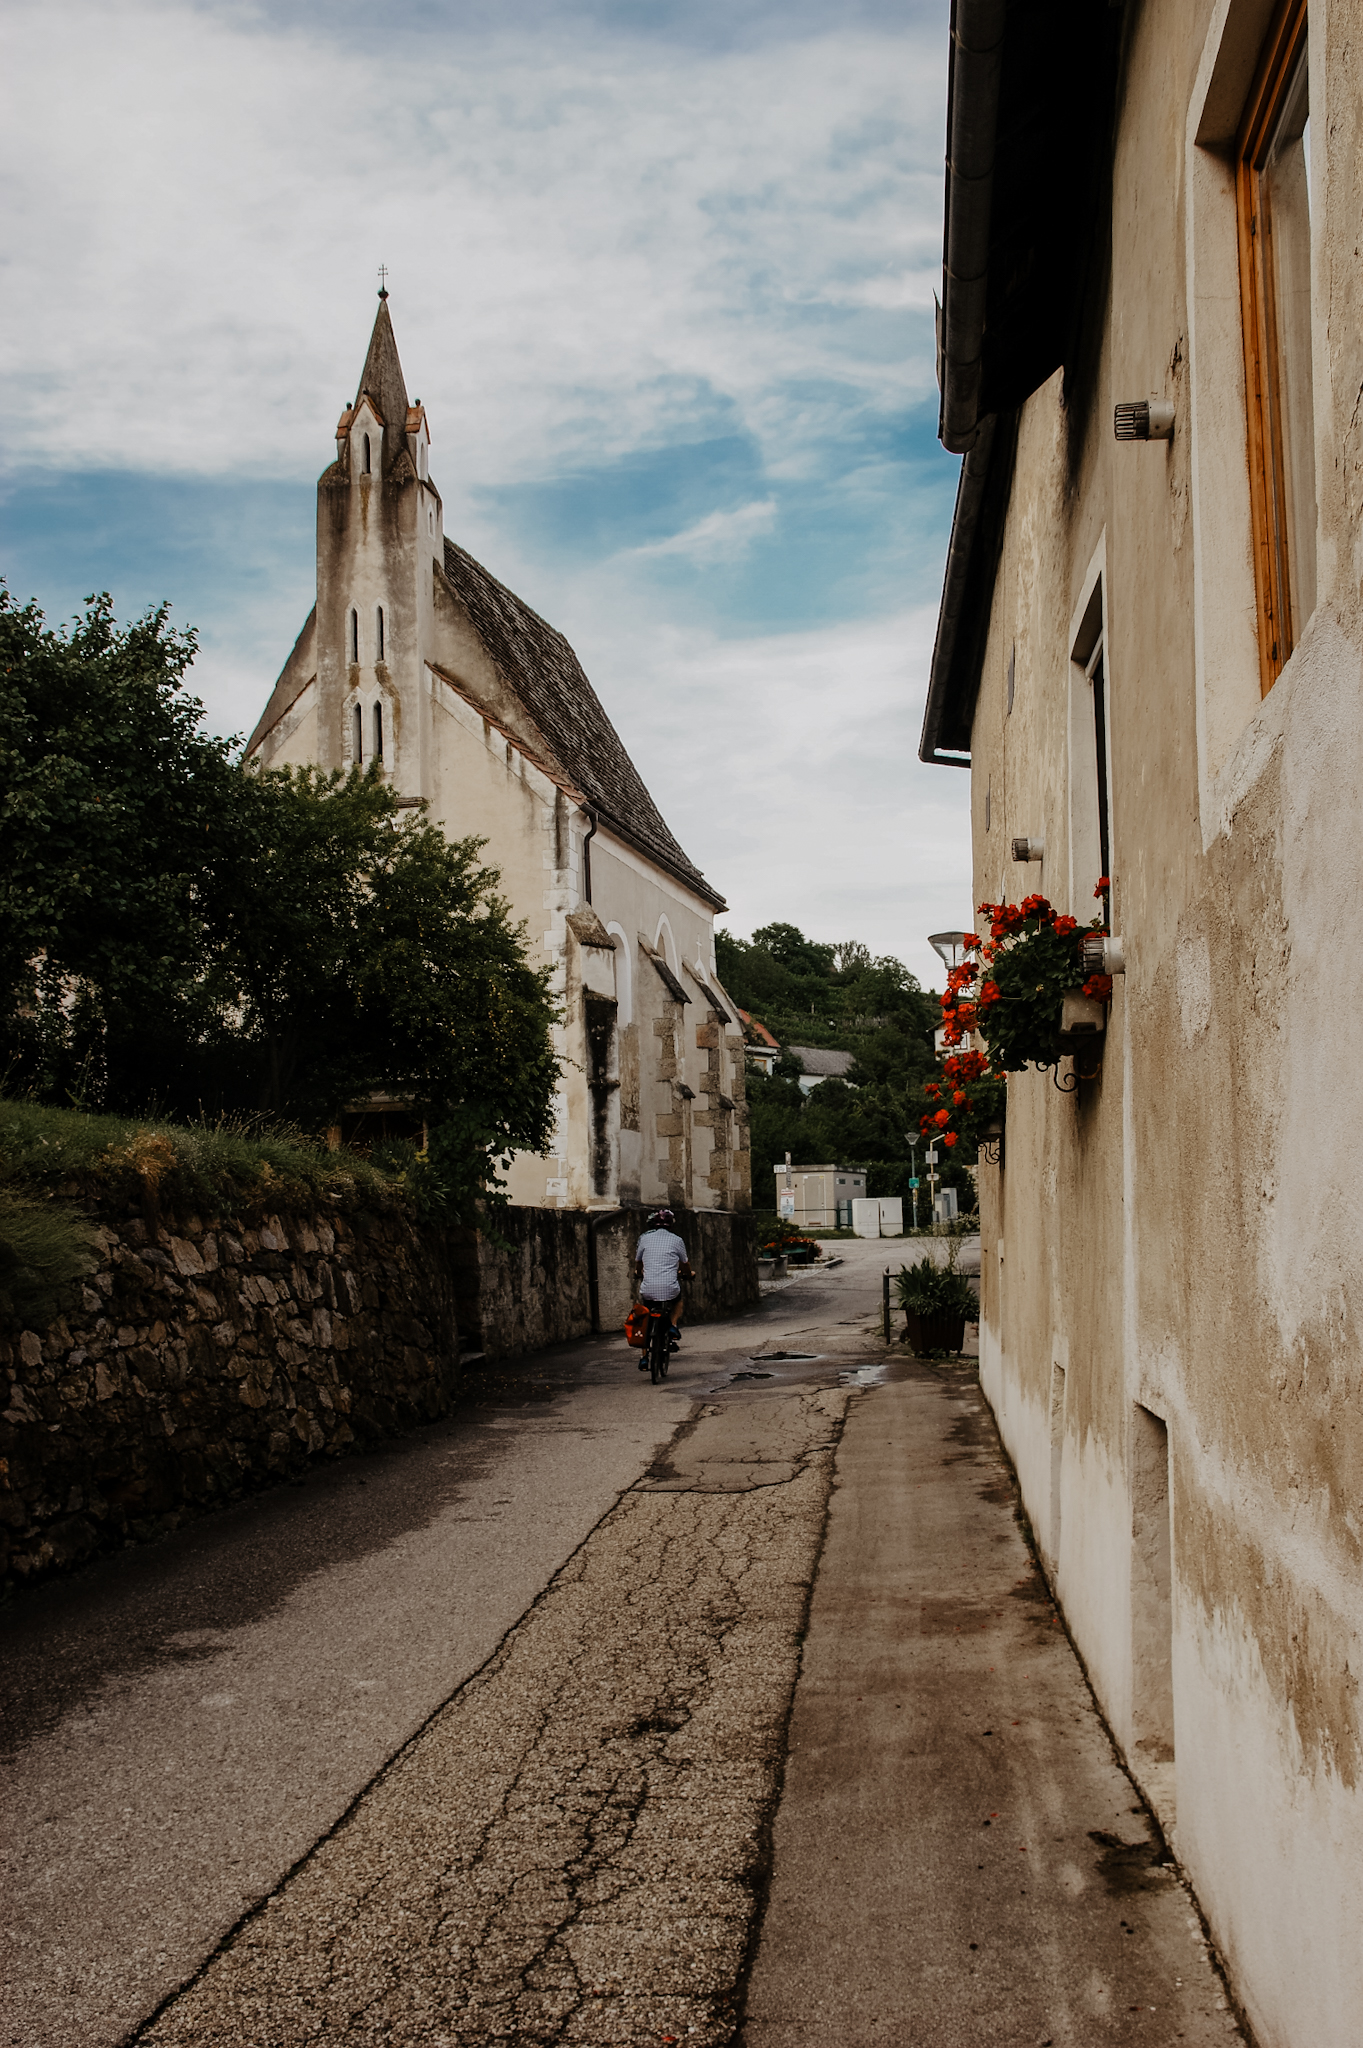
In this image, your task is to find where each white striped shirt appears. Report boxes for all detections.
[636,1229,688,1301]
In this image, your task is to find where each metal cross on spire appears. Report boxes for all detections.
[377,265,389,301]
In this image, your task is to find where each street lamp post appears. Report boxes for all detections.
[906,1134,920,1232]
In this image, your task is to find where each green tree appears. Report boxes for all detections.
[204,765,560,1160]
[0,590,561,1204]
[722,920,977,1209]
[0,586,238,1105]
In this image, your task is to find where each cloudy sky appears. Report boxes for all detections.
[1,0,970,988]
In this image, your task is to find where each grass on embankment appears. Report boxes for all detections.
[0,1098,401,1327]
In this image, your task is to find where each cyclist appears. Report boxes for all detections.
[634,1208,693,1368]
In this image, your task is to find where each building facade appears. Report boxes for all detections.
[248,301,749,1216]
[922,2,1362,2043]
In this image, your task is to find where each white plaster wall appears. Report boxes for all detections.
[962,2,1363,2039]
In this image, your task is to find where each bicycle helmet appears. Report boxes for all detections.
[647,1207,676,1228]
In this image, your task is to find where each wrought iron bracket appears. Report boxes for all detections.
[1053,1056,1103,1093]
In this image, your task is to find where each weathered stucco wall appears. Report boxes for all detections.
[452,1206,760,1358]
[0,1200,457,1591]
[966,2,1363,2042]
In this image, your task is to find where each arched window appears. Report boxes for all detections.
[352,703,362,763]
[349,609,359,663]
[373,702,384,763]
[376,606,385,661]
[363,433,372,474]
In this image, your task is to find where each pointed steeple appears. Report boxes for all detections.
[354,296,411,468]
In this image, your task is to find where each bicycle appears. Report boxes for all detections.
[643,1302,673,1384]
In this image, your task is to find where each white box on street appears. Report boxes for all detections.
[878,1197,904,1236]
[851,1198,881,1238]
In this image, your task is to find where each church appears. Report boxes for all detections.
[246,297,750,1217]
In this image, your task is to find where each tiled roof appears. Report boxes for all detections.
[738,1010,780,1049]
[440,537,723,909]
[786,1045,856,1078]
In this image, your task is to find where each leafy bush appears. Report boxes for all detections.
[894,1250,979,1321]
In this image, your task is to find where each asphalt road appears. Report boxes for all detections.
[2,1240,1245,2047]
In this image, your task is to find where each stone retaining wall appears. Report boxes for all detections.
[1,1197,759,1587]
[0,1200,457,1589]
[453,1206,760,1357]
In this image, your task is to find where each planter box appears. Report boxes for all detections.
[1058,989,1107,1043]
[903,1310,968,1355]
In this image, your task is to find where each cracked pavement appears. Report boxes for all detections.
[140,1392,845,2047]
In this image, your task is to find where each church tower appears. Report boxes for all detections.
[313,291,442,797]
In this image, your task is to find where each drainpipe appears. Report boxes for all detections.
[581,806,598,905]
[938,0,1007,454]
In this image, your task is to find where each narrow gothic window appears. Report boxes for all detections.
[349,610,359,663]
[353,703,362,763]
[373,702,384,763]
[363,433,372,474]
[376,606,385,661]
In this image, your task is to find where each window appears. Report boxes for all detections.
[363,432,372,474]
[1067,558,1112,916]
[1089,642,1111,895]
[373,702,384,763]
[349,609,359,664]
[1237,0,1315,692]
[352,703,362,763]
[376,605,385,662]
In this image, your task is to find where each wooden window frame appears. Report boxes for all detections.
[1235,0,1309,696]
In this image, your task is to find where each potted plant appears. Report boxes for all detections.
[895,1248,979,1356]
[938,884,1113,1076]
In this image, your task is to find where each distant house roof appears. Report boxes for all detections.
[786,1045,856,1079]
[440,539,723,909]
[738,1010,780,1050]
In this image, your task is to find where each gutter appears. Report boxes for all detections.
[938,0,1006,455]
[919,410,1019,767]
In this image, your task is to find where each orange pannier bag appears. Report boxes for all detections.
[624,1303,651,1348]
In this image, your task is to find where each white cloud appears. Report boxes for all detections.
[562,602,974,989]
[0,0,946,499]
[628,498,777,562]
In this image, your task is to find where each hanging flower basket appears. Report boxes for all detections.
[939,885,1112,1076]
[920,1048,1007,1156]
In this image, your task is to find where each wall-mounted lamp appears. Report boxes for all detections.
[1114,397,1175,442]
[1011,836,1044,862]
[1081,933,1126,976]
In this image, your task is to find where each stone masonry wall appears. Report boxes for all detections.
[0,1199,457,1590]
[453,1205,760,1358]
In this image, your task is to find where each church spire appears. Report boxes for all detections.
[354,294,410,466]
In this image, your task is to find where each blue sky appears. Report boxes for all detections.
[1,0,971,986]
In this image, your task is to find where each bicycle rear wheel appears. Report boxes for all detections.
[649,1313,663,1384]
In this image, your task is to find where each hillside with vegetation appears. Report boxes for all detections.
[714,924,977,1215]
